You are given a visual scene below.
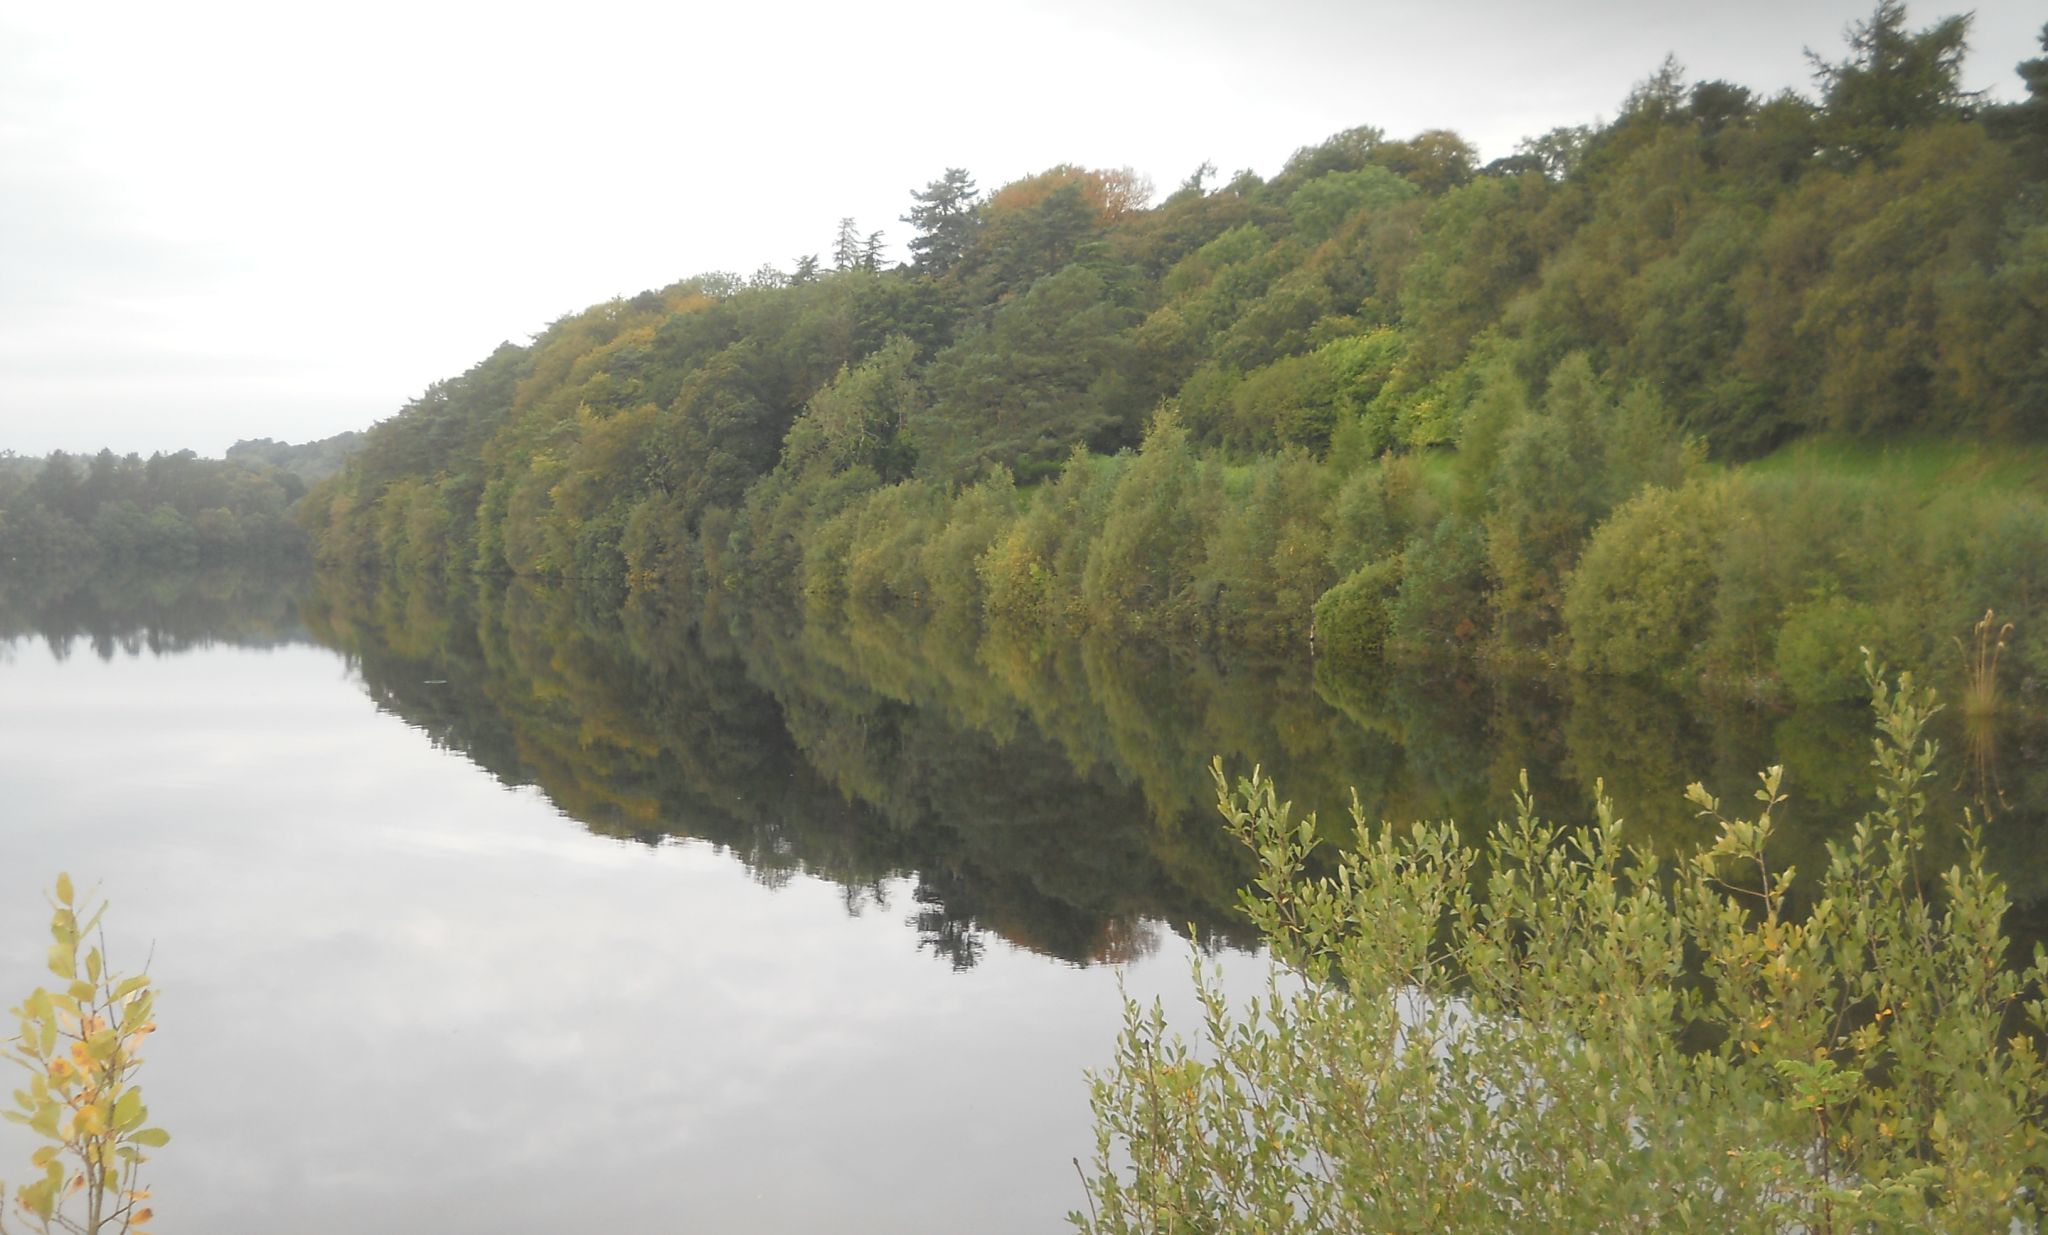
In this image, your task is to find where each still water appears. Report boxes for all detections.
[0,575,1253,1233]
[0,568,2042,1231]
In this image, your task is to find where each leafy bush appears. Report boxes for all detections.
[1312,556,1401,665]
[1078,664,2048,1233]
[1775,592,1884,703]
[1564,477,1731,676]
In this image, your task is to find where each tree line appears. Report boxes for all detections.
[301,5,2048,703]
[0,449,308,577]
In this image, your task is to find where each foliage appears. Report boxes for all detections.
[293,10,2047,701]
[221,431,362,485]
[2,877,165,1235]
[1809,1,1976,163]
[0,450,305,579]
[1081,414,1211,633]
[1564,477,1732,677]
[1077,664,2048,1232]
[1776,592,1885,703]
[1311,555,1400,665]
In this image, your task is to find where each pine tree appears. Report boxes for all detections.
[832,218,863,273]
[902,168,979,275]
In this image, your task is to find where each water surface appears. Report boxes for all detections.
[0,576,1242,1233]
[1,568,2041,1231]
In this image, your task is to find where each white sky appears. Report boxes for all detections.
[1,0,2041,458]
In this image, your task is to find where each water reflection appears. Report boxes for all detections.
[2,567,2043,1232]
[5,565,2041,962]
[298,573,2047,964]
[298,576,1257,967]
[0,636,1221,1233]
[0,563,311,661]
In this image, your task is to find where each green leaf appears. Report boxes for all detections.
[130,1127,169,1148]
[55,874,72,907]
[113,1089,143,1130]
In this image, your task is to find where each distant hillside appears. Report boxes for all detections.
[227,430,363,484]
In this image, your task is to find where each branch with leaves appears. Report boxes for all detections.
[1,876,165,1235]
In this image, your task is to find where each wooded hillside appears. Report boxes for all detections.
[302,7,2048,700]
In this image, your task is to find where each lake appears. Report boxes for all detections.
[0,567,2041,1231]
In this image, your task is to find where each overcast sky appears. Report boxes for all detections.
[2,0,2041,458]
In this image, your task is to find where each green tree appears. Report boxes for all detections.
[903,168,980,275]
[1484,355,1616,648]
[832,218,864,273]
[1808,1,1976,163]
[1081,413,1210,631]
[1564,476,1734,676]
[913,266,1140,481]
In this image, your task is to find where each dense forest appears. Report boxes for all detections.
[302,6,2048,704]
[0,449,308,575]
[0,431,362,581]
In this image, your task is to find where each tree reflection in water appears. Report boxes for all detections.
[290,573,2048,966]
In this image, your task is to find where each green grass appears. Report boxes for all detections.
[1742,434,2048,500]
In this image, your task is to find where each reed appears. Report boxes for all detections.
[1956,608,2014,719]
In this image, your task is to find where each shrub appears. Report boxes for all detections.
[1078,663,2048,1233]
[1564,477,1732,677]
[1775,592,1883,703]
[1311,555,1402,666]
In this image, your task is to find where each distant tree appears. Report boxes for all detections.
[1272,125,1387,192]
[959,180,1106,302]
[2024,22,2048,101]
[832,218,863,273]
[860,229,886,273]
[1988,23,2048,163]
[1515,125,1594,180]
[1689,79,1758,138]
[902,168,980,275]
[791,254,822,284]
[1621,55,1690,125]
[1285,165,1417,245]
[1807,1,1976,162]
[1378,129,1480,194]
